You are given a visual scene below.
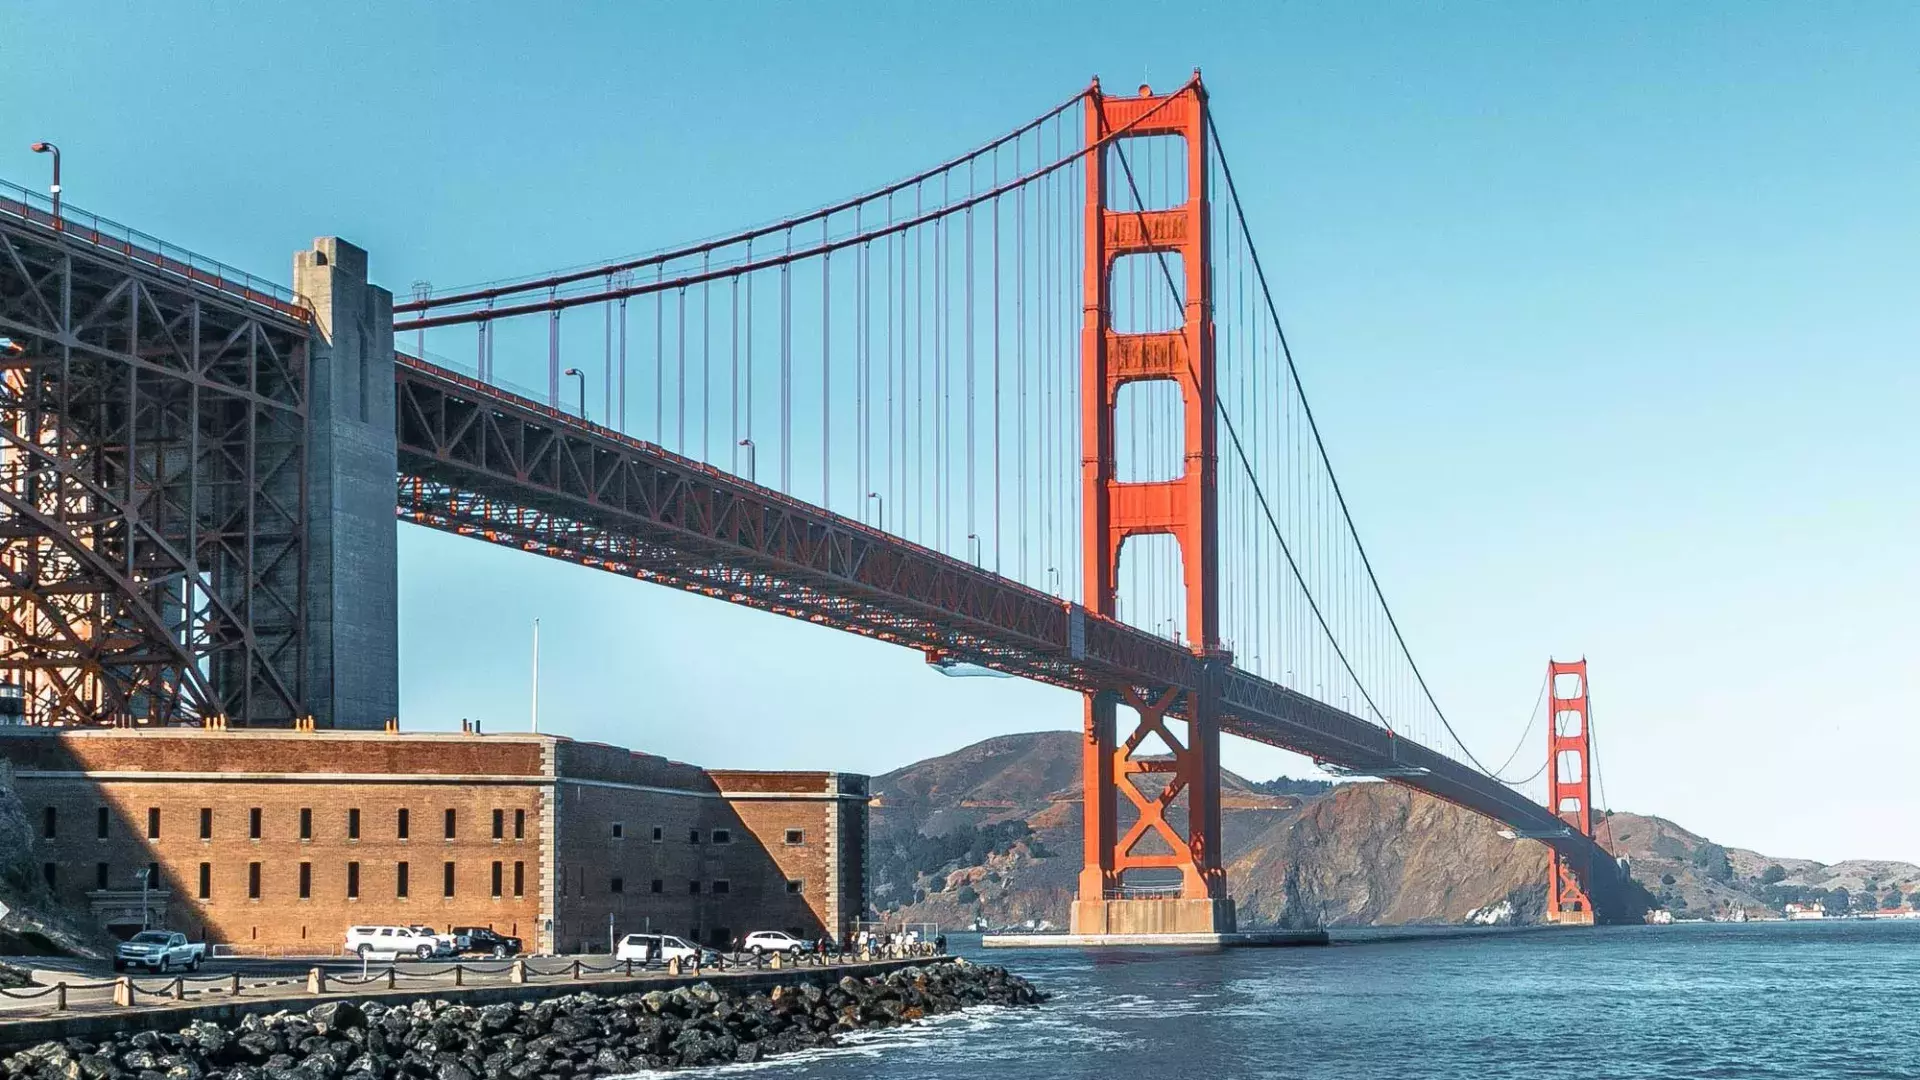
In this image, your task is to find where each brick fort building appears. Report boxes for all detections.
[0,727,868,955]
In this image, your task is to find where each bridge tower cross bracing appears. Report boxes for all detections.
[1071,77,1235,936]
[1546,657,1596,924]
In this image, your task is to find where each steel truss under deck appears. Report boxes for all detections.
[0,211,309,726]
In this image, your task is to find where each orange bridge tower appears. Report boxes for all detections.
[1071,76,1234,937]
[1546,657,1596,924]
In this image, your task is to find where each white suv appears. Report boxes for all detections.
[743,930,812,957]
[615,933,708,966]
[344,925,446,960]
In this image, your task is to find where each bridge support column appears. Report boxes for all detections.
[293,239,399,729]
[1071,77,1233,937]
[1546,658,1596,924]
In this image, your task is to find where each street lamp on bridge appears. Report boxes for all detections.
[28,142,60,228]
[563,368,587,422]
[738,438,756,483]
[867,492,884,532]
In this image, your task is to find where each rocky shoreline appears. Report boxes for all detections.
[0,960,1045,1075]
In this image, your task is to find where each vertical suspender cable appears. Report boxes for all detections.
[822,216,832,511]
[744,240,754,474]
[992,148,1003,571]
[965,158,977,555]
[654,265,664,444]
[702,254,711,462]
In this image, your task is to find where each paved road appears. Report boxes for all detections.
[0,950,935,1020]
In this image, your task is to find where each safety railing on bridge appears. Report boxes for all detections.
[0,176,307,319]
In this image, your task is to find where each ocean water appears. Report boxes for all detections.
[651,920,1920,1079]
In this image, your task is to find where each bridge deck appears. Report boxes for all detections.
[395,354,1633,921]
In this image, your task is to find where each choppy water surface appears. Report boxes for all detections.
[662,921,1920,1079]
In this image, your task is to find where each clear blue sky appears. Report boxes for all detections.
[4,2,1915,864]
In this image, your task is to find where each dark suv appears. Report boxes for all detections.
[451,927,524,957]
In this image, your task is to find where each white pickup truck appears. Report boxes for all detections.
[114,930,207,972]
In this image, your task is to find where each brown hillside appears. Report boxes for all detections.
[871,732,1542,929]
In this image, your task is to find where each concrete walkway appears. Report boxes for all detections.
[0,952,936,1047]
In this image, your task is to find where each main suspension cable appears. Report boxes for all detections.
[1208,110,1509,775]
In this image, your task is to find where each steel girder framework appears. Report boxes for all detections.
[394,354,1638,921]
[0,211,309,726]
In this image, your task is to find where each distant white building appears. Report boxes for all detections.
[1785,901,1827,920]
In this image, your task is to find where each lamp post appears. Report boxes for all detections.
[28,142,60,229]
[738,438,756,483]
[530,617,540,734]
[1045,567,1059,595]
[966,533,981,567]
[410,281,431,360]
[563,368,587,422]
[134,867,151,929]
[867,492,884,532]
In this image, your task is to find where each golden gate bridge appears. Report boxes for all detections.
[0,74,1641,929]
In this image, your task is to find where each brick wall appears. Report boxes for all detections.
[0,730,868,956]
[2,730,547,953]
[547,752,869,952]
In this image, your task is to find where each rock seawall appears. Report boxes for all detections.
[0,960,1044,1075]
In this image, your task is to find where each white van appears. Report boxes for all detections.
[614,933,707,966]
[344,925,445,959]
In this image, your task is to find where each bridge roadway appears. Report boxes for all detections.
[0,186,1631,924]
[393,354,1636,923]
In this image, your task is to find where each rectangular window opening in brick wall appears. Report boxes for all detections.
[688,829,701,845]
[611,822,623,839]
[349,808,361,841]
[248,808,262,840]
[786,880,804,894]
[514,809,525,840]
[248,863,261,900]
[299,808,312,841]
[688,880,701,895]
[650,879,663,894]
[785,829,804,845]
[513,862,524,897]
[95,863,108,891]
[200,808,212,840]
[147,808,160,839]
[443,861,455,897]
[298,862,312,900]
[397,861,410,899]
[398,808,410,840]
[651,827,662,843]
[610,876,623,894]
[492,809,504,840]
[145,861,158,888]
[42,806,54,839]
[713,829,731,844]
[96,806,107,840]
[347,861,360,900]
[712,879,730,895]
[491,861,503,898]
[445,809,457,840]
[198,862,210,899]
[42,863,54,890]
